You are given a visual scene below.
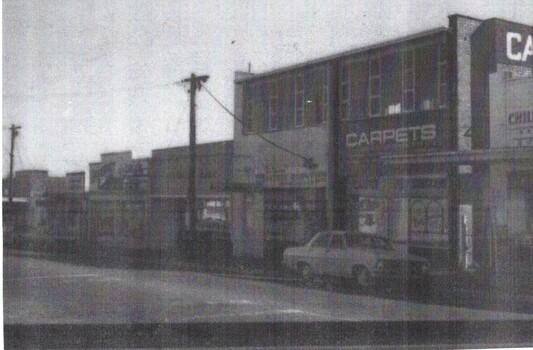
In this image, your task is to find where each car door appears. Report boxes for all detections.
[306,232,329,275]
[325,233,350,278]
[345,234,374,271]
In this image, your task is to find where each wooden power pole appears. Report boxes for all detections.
[180,74,209,237]
[8,124,21,204]
[6,124,21,245]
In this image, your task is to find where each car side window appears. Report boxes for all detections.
[329,235,345,250]
[310,233,328,248]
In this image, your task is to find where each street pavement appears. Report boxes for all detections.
[4,254,533,325]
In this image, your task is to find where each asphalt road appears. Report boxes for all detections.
[5,254,533,348]
[4,254,533,325]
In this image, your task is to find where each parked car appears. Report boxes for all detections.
[282,230,430,288]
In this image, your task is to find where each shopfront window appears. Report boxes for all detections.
[358,197,380,234]
[410,199,445,235]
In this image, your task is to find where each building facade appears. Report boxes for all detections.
[88,151,150,250]
[3,170,86,249]
[232,14,533,276]
[2,170,47,245]
[42,172,86,248]
[147,141,233,255]
[231,67,330,263]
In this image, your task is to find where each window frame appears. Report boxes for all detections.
[340,60,352,120]
[369,54,381,117]
[437,44,447,108]
[268,79,280,131]
[318,66,329,124]
[243,81,262,135]
[294,71,305,128]
[401,48,416,113]
[244,100,255,134]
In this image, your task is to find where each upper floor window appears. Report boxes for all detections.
[402,48,415,112]
[244,101,254,133]
[243,81,263,134]
[340,61,351,120]
[382,52,402,115]
[294,72,304,127]
[315,66,329,124]
[438,45,447,108]
[369,55,381,117]
[268,79,279,131]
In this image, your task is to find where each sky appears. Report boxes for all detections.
[2,0,533,179]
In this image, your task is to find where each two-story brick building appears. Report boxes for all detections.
[231,14,533,278]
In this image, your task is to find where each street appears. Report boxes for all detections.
[5,253,533,348]
[4,254,533,325]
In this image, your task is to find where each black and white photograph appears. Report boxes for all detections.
[3,0,533,348]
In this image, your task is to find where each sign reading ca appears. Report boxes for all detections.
[507,32,533,63]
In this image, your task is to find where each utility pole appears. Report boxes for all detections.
[8,124,21,204]
[7,124,22,243]
[180,74,209,239]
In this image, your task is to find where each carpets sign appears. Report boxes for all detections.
[346,124,436,148]
[341,109,450,157]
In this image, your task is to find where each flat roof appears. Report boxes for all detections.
[152,140,233,154]
[235,27,447,83]
[15,169,48,174]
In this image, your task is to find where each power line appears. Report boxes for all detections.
[3,81,176,99]
[202,85,317,168]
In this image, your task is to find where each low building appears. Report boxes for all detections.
[42,172,86,249]
[146,141,233,255]
[88,151,149,251]
[10,170,49,242]
[3,169,86,250]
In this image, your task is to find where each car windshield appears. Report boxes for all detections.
[308,232,328,248]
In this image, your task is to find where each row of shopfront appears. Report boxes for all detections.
[4,14,531,280]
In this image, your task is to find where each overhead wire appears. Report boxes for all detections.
[3,81,176,99]
[201,84,316,168]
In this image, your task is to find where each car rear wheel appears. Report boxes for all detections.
[353,266,372,289]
